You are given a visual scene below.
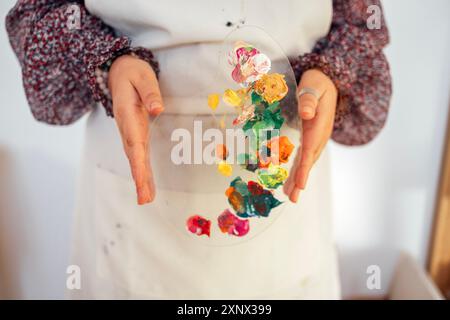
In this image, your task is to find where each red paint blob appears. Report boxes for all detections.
[186,215,211,237]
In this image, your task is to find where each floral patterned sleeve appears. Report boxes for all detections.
[5,0,158,125]
[290,0,392,145]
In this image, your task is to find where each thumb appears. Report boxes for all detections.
[298,87,319,120]
[131,68,164,116]
[297,70,325,120]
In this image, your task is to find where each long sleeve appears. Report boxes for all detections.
[291,0,392,145]
[6,0,158,125]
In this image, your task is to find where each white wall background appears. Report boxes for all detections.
[330,0,450,297]
[0,1,86,299]
[0,0,449,299]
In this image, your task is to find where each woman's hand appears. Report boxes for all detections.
[108,54,164,205]
[283,69,337,203]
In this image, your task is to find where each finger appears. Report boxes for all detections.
[297,71,326,120]
[298,92,319,120]
[121,111,152,205]
[283,148,301,198]
[283,177,295,197]
[287,150,303,203]
[295,146,315,190]
[131,68,164,116]
[127,141,152,204]
[145,135,156,201]
[289,187,301,203]
[112,81,154,205]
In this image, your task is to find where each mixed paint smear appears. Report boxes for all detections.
[187,41,294,238]
[226,177,282,218]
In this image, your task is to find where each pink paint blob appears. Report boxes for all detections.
[217,209,250,237]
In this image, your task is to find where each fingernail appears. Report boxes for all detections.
[295,181,306,190]
[290,188,300,203]
[301,106,314,117]
[137,186,150,205]
[284,180,294,196]
[149,101,163,111]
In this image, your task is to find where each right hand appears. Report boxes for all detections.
[108,54,164,205]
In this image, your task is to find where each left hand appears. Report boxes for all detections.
[283,69,338,203]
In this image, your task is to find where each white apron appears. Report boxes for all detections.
[69,0,340,299]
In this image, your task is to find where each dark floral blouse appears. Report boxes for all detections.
[6,0,391,146]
